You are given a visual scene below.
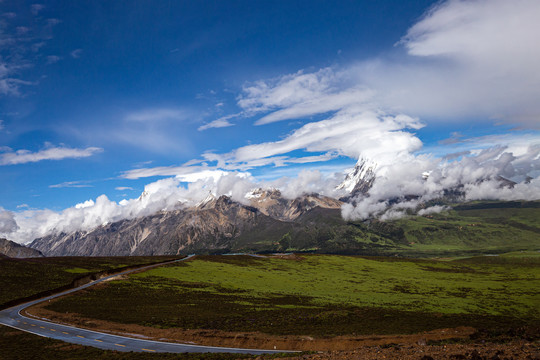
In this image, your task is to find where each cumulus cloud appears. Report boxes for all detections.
[0,208,19,234]
[6,167,349,243]
[342,144,540,221]
[0,144,103,165]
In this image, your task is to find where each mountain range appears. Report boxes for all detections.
[10,159,538,257]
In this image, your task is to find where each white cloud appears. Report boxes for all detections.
[49,181,92,189]
[6,167,349,243]
[342,143,540,221]
[115,186,134,191]
[0,3,60,97]
[211,109,423,169]
[0,145,103,165]
[255,88,373,125]
[238,68,336,113]
[353,0,540,127]
[0,208,18,234]
[121,165,209,180]
[198,117,234,131]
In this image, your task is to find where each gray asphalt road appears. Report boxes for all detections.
[0,255,293,354]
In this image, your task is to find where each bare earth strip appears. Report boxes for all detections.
[23,305,540,359]
[26,302,476,351]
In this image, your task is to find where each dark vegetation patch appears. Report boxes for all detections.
[420,265,484,274]
[197,255,266,267]
[0,256,180,307]
[456,254,540,267]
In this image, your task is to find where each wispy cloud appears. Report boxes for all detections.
[70,49,82,58]
[49,181,93,189]
[46,55,61,64]
[115,186,134,191]
[125,108,188,122]
[120,165,209,179]
[0,144,103,165]
[237,68,373,126]
[0,2,61,96]
[198,117,235,131]
[30,4,45,16]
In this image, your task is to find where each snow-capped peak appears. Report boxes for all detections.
[337,157,378,194]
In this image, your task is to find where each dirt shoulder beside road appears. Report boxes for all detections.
[27,301,476,351]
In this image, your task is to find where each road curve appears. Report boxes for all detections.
[0,255,293,354]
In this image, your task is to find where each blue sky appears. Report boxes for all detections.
[1,0,540,242]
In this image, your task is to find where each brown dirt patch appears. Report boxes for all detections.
[269,254,305,261]
[26,301,475,352]
[266,341,540,360]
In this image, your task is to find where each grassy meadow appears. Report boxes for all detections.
[45,253,540,336]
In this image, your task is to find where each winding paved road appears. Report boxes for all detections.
[0,255,292,354]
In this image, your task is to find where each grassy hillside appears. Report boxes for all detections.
[239,201,540,257]
[45,253,540,336]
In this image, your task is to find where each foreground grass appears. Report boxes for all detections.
[45,253,540,336]
[0,256,180,307]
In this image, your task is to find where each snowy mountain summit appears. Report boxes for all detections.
[337,157,378,195]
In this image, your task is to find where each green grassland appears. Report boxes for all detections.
[238,201,540,257]
[0,256,180,307]
[45,253,540,337]
[144,201,535,256]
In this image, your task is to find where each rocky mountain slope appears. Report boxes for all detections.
[30,193,343,256]
[0,238,43,258]
[336,157,377,197]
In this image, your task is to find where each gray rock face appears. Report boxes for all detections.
[30,194,341,257]
[0,238,43,258]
